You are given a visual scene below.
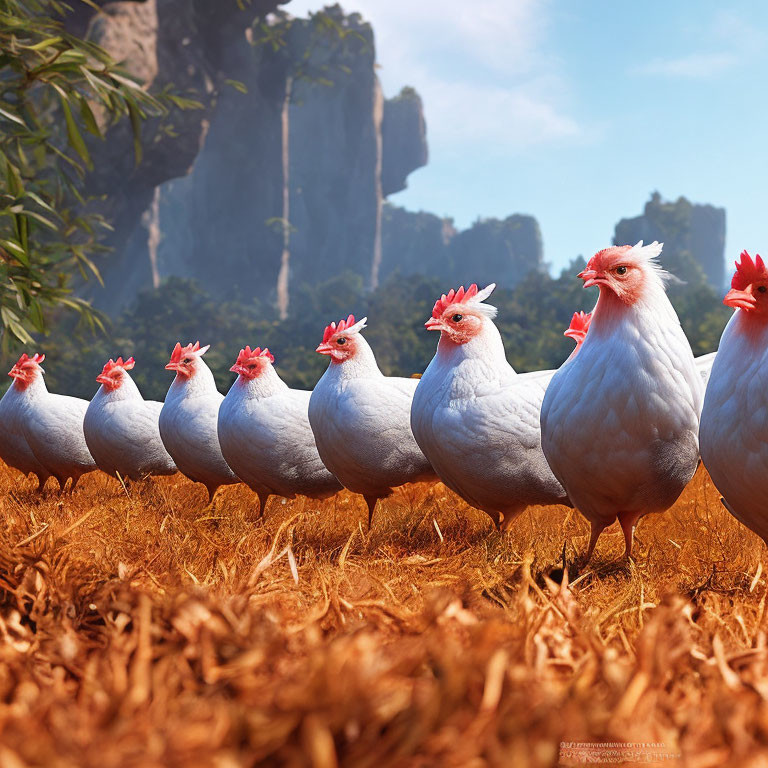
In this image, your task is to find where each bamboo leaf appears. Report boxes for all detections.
[109,71,147,91]
[0,239,26,259]
[4,159,23,197]
[224,79,248,94]
[6,318,34,345]
[79,65,119,95]
[0,239,29,266]
[24,36,64,51]
[24,191,57,216]
[79,96,102,138]
[127,99,142,165]
[58,92,92,170]
[26,299,44,332]
[0,104,26,127]
[166,93,205,110]
[21,209,58,231]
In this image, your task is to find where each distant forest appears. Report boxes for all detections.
[38,259,730,401]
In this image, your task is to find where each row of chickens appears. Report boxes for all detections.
[1,240,764,562]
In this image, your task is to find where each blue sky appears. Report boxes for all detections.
[286,0,767,276]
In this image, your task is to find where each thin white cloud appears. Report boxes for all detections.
[635,9,762,80]
[638,52,738,79]
[287,0,583,151]
[710,10,765,51]
[420,74,580,148]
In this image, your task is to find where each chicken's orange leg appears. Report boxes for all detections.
[364,495,379,530]
[582,520,606,565]
[618,511,642,560]
[256,490,271,520]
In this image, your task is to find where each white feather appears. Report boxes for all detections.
[469,283,498,320]
[625,240,671,284]
[345,316,368,335]
[474,283,496,303]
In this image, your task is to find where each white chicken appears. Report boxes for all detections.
[569,309,716,386]
[411,284,570,530]
[308,315,435,527]
[159,342,238,500]
[10,353,97,490]
[218,345,341,515]
[540,241,703,562]
[84,357,176,481]
[0,354,51,490]
[700,251,768,542]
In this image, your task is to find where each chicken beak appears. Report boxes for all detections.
[563,329,583,341]
[95,374,111,385]
[578,268,602,289]
[165,361,179,371]
[424,317,444,331]
[724,288,757,311]
[315,342,334,356]
[230,364,247,375]
[7,367,19,380]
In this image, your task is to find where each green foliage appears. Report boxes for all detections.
[0,0,167,350]
[391,86,420,102]
[31,266,730,402]
[668,282,731,355]
[250,4,371,88]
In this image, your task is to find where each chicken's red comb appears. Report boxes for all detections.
[431,284,480,318]
[14,353,45,367]
[731,251,767,290]
[169,341,202,364]
[101,356,135,376]
[322,314,357,343]
[565,311,592,337]
[235,346,274,365]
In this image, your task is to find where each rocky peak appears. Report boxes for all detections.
[614,192,726,289]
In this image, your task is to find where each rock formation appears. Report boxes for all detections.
[80,4,433,312]
[75,0,283,308]
[380,205,544,289]
[381,88,428,197]
[614,192,726,288]
[74,2,545,313]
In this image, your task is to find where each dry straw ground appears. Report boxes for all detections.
[0,464,767,768]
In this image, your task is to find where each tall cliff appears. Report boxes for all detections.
[614,192,726,288]
[74,0,285,308]
[81,4,431,313]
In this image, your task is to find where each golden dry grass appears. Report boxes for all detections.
[0,465,767,767]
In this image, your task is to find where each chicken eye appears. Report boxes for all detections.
[337,337,347,345]
[452,314,463,322]
[183,357,191,364]
[615,266,627,275]
[759,286,767,294]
